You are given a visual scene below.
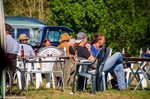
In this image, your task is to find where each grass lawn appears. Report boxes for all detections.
[8,79,150,99]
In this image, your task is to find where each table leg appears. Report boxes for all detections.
[59,58,64,92]
[23,58,28,92]
[131,62,150,92]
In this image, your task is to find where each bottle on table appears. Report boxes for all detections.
[146,47,149,53]
[140,48,143,57]
[122,48,126,57]
[21,45,24,57]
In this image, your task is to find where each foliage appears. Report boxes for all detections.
[3,0,51,24]
[49,0,150,56]
[3,0,150,56]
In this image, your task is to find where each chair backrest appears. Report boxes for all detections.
[38,46,61,70]
[96,47,110,74]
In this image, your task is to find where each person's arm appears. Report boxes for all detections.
[88,55,95,60]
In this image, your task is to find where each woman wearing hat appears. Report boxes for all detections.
[18,34,35,56]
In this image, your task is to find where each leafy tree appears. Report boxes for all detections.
[3,0,51,24]
[3,0,150,56]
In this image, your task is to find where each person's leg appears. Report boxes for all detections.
[113,64,126,89]
[109,71,117,81]
[109,71,118,89]
[105,63,126,89]
[102,52,126,89]
[103,52,123,71]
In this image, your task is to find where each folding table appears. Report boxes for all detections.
[123,57,150,92]
[18,55,75,92]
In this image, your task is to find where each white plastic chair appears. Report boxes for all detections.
[30,46,61,89]
[16,57,35,90]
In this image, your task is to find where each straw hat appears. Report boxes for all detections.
[18,34,29,40]
[59,33,72,42]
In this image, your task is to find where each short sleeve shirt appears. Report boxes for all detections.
[6,35,19,54]
[19,44,35,56]
[77,46,91,59]
[91,45,99,58]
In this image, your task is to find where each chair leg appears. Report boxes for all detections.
[51,73,55,89]
[71,73,76,94]
[36,73,41,89]
[102,72,106,91]
[91,75,96,94]
[45,73,50,88]
[17,70,22,90]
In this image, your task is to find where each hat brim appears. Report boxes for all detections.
[75,39,82,43]
[18,37,29,40]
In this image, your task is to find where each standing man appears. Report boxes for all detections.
[5,23,19,76]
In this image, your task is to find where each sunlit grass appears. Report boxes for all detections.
[11,78,150,99]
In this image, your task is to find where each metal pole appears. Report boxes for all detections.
[0,0,6,99]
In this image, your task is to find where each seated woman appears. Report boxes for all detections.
[39,38,51,69]
[75,32,127,91]
[90,34,117,89]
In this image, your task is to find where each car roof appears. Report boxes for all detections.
[40,26,74,32]
[5,16,46,27]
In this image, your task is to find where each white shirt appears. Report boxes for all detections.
[19,43,35,56]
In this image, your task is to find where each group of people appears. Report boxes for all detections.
[4,23,127,91]
[55,32,127,90]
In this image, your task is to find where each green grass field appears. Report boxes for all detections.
[8,79,150,99]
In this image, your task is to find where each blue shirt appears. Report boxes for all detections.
[6,35,19,54]
[90,45,99,57]
[19,43,35,56]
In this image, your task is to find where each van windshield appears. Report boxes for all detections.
[46,30,68,42]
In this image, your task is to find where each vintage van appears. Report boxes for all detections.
[5,16,47,46]
[5,16,74,48]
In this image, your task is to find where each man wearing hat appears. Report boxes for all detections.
[56,33,76,86]
[75,32,94,60]
[5,23,19,76]
[18,34,35,56]
[57,33,75,55]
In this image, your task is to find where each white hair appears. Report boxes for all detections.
[68,38,75,45]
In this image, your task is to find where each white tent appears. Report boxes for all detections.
[0,0,6,99]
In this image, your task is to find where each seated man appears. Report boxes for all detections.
[75,32,127,90]
[18,34,35,85]
[18,34,35,56]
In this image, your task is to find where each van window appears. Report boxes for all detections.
[47,30,67,42]
[11,28,15,38]
[17,28,30,38]
[31,28,40,45]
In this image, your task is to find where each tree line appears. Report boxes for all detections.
[4,0,150,56]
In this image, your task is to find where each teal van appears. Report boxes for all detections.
[5,16,74,48]
[5,16,47,46]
